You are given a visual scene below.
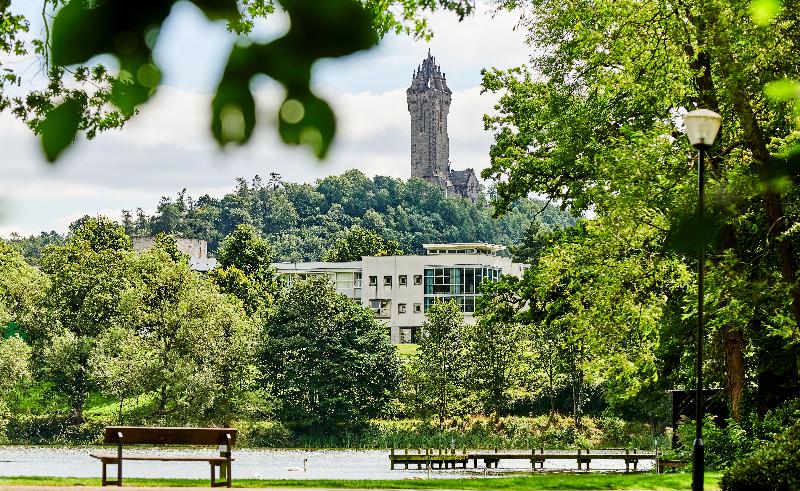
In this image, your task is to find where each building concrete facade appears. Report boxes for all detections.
[407,51,480,202]
[273,243,528,344]
[132,236,217,271]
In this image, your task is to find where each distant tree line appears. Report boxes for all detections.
[6,171,574,265]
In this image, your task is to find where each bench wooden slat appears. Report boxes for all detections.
[90,453,234,462]
[102,426,237,446]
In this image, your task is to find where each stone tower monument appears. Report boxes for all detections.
[407,51,479,202]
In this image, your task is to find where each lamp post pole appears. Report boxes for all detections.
[682,108,721,491]
[693,145,706,491]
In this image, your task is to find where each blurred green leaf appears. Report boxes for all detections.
[47,0,379,160]
[761,152,800,189]
[212,0,377,157]
[39,99,83,163]
[50,1,175,117]
[750,0,782,25]
[278,92,335,158]
[764,79,800,101]
[666,210,721,254]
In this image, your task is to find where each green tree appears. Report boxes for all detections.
[262,276,400,431]
[323,226,403,262]
[485,0,800,420]
[35,216,134,422]
[0,335,32,427]
[0,242,49,331]
[413,299,467,427]
[125,242,259,422]
[68,215,133,251]
[210,224,276,314]
[468,278,529,423]
[88,325,156,424]
[5,231,65,266]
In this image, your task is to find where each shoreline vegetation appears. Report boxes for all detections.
[2,414,664,450]
[0,473,723,490]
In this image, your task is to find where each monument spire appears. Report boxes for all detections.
[406,52,479,202]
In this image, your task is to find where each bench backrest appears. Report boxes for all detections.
[103,427,237,447]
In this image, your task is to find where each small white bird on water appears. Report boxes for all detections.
[287,458,308,472]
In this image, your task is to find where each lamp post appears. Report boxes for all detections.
[682,108,722,491]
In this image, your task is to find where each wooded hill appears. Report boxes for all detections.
[10,170,575,263]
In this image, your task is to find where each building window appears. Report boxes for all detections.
[335,272,356,297]
[399,275,407,286]
[398,303,406,313]
[370,299,390,318]
[354,272,362,297]
[423,266,501,313]
[413,303,422,313]
[384,275,392,286]
[413,274,422,285]
[369,275,377,286]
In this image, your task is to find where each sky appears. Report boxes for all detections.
[0,2,531,236]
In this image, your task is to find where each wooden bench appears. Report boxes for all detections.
[89,426,237,487]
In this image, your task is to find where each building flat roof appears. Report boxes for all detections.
[273,261,363,272]
[422,243,506,253]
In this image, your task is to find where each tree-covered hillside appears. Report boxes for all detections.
[106,170,573,262]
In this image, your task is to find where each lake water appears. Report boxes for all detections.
[0,447,653,480]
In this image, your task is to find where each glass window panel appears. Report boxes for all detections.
[336,272,354,289]
[452,268,462,294]
[424,272,433,294]
[464,297,475,313]
[465,268,475,294]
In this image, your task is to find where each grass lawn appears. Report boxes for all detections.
[395,343,419,361]
[0,473,722,490]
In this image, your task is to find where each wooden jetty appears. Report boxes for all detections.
[390,448,658,472]
[389,448,469,470]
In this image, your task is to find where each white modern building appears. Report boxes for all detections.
[132,237,218,271]
[273,243,528,344]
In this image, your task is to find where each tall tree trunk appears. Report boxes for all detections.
[722,325,746,420]
[717,225,747,421]
[729,85,800,326]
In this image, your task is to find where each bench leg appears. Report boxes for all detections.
[227,461,232,488]
[101,461,122,487]
[211,462,217,487]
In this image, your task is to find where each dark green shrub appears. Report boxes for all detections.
[675,416,755,469]
[720,420,800,491]
[5,415,104,444]
[237,420,294,447]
